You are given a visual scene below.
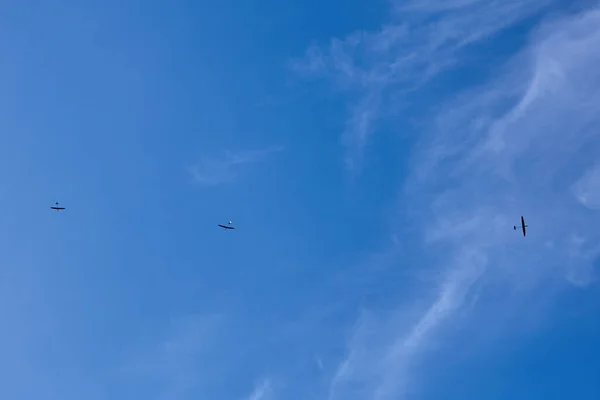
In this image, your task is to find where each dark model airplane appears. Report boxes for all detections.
[218,221,235,230]
[50,202,66,211]
[513,216,527,236]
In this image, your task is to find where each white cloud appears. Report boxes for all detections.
[312,3,600,400]
[572,163,600,210]
[245,378,273,400]
[189,146,284,185]
[293,0,553,170]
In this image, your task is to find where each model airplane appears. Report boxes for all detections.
[50,202,66,211]
[513,216,527,236]
[218,221,235,230]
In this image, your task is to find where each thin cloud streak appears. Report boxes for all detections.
[189,146,284,185]
[245,378,273,400]
[572,163,600,210]
[323,4,600,400]
[293,0,553,171]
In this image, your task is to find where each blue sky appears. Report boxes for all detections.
[1,0,599,399]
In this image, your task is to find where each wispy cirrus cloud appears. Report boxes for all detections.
[292,0,553,171]
[572,163,600,210]
[188,146,284,185]
[300,2,600,400]
[244,378,273,400]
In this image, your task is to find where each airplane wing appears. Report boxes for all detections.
[218,224,235,229]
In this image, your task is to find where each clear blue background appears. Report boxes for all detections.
[0,1,598,399]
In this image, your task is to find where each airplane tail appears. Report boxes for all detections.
[513,226,516,230]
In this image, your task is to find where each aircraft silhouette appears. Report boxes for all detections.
[513,216,527,236]
[218,221,234,230]
[50,202,66,211]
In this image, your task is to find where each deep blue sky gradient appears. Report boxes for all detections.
[1,1,599,399]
